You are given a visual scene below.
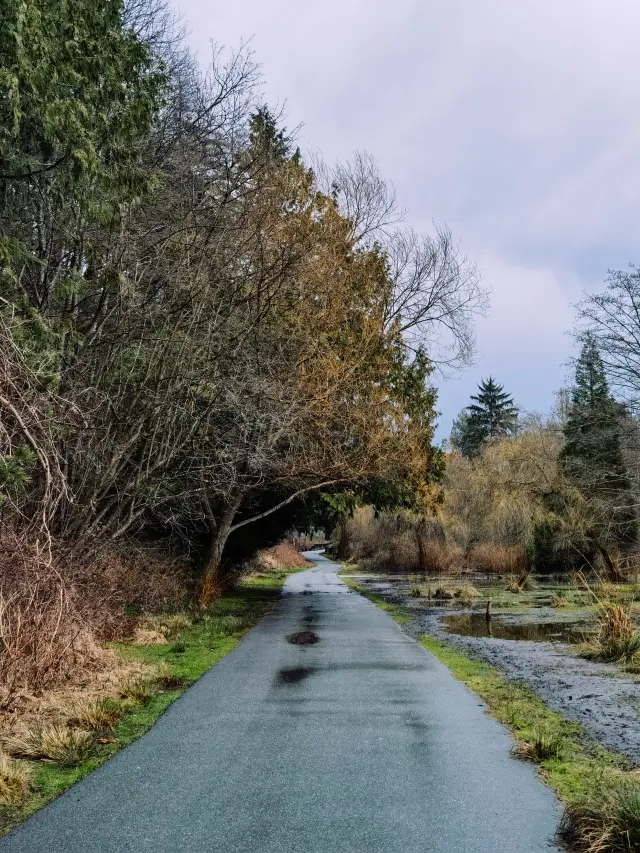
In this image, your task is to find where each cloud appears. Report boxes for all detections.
[171,0,640,436]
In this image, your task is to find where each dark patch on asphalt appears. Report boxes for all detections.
[287,630,320,645]
[325,662,427,673]
[302,590,314,596]
[278,667,315,684]
[302,615,314,623]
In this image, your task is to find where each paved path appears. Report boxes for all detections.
[1,556,561,852]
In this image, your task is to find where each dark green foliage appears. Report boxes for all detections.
[249,106,294,163]
[531,517,581,575]
[560,336,637,548]
[0,445,36,501]
[0,0,165,192]
[452,377,518,457]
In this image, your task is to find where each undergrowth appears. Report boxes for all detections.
[0,565,304,836]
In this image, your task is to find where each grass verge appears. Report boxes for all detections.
[349,578,640,853]
[0,565,303,837]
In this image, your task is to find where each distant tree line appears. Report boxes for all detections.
[449,316,640,576]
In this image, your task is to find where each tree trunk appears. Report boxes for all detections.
[416,530,427,573]
[199,491,244,609]
[337,522,351,561]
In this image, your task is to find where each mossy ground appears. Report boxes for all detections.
[0,566,305,836]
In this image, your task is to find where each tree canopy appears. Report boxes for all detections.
[0,0,486,597]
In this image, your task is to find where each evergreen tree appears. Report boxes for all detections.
[560,335,637,548]
[451,377,518,457]
[249,107,295,162]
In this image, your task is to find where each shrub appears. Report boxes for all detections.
[469,543,527,574]
[409,586,423,598]
[0,531,193,710]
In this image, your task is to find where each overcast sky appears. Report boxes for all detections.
[171,0,640,438]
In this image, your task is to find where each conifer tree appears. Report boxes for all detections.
[451,377,518,457]
[560,335,637,548]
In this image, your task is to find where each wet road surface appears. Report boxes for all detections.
[0,555,561,852]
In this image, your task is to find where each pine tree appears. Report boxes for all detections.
[560,336,637,548]
[451,377,518,457]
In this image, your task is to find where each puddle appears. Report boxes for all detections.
[278,667,314,684]
[443,613,593,643]
[287,630,319,645]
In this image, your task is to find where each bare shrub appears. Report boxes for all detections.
[0,543,87,709]
[0,530,191,711]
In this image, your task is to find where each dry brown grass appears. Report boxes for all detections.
[67,699,122,732]
[585,604,640,663]
[3,724,95,767]
[258,542,313,570]
[138,613,192,638]
[0,751,31,807]
[468,543,527,574]
[132,629,168,646]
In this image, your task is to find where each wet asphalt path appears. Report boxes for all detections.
[0,555,561,852]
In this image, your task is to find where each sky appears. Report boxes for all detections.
[170,0,640,438]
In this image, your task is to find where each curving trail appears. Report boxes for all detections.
[0,555,561,852]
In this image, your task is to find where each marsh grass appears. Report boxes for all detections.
[581,604,640,663]
[513,726,566,762]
